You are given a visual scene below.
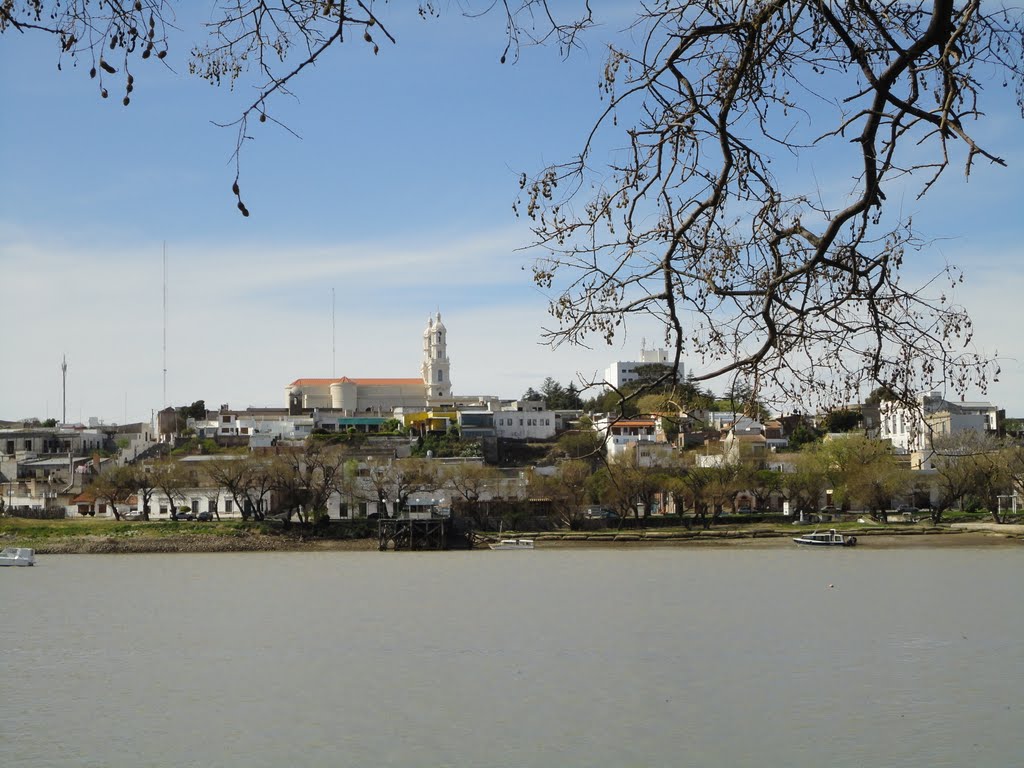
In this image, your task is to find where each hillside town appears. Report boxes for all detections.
[2,313,1021,527]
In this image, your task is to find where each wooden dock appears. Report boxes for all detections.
[377,518,449,551]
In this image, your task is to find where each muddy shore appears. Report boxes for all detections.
[17,524,1023,555]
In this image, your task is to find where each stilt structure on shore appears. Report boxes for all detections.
[378,518,449,551]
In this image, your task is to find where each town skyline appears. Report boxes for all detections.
[2,6,1021,423]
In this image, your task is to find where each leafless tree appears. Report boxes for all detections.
[6,2,1021,405]
[521,1,1022,411]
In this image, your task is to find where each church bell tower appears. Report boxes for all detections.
[421,312,451,400]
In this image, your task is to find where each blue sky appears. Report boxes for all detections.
[1,5,1022,424]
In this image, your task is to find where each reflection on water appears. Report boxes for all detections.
[2,549,1021,767]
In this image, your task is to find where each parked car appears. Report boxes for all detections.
[123,512,142,521]
[173,511,195,521]
[196,511,213,522]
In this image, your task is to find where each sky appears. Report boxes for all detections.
[1,4,1022,425]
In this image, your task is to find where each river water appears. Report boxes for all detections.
[2,547,1021,767]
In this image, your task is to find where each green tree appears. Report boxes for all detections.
[823,436,909,521]
[820,410,862,434]
[443,463,504,528]
[527,461,591,530]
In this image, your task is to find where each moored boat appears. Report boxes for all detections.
[792,529,856,547]
[489,538,535,550]
[0,547,36,566]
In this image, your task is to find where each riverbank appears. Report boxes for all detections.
[3,518,1022,554]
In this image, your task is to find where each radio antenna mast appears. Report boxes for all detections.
[163,242,168,408]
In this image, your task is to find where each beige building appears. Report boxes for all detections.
[285,313,454,415]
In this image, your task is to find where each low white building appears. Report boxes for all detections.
[592,415,673,465]
[493,411,558,440]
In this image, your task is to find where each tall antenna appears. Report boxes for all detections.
[332,287,336,377]
[162,242,168,408]
[61,354,67,425]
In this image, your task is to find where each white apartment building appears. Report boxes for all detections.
[603,344,685,390]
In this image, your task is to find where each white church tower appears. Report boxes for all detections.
[421,312,452,400]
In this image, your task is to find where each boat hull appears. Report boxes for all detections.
[489,539,535,550]
[0,547,36,566]
[792,530,856,547]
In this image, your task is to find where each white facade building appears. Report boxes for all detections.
[493,411,558,440]
[592,415,673,465]
[879,391,1000,469]
[603,344,685,390]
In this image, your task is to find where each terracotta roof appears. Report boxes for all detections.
[289,377,423,387]
[352,378,423,386]
[611,420,657,427]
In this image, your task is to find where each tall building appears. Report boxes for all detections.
[603,343,685,390]
[421,312,452,401]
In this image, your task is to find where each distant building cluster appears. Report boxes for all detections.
[1,312,1015,521]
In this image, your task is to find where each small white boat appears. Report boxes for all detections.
[489,538,535,550]
[0,547,36,566]
[793,529,856,547]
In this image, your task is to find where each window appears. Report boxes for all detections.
[224,499,233,513]
[438,370,443,382]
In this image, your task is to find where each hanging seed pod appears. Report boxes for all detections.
[100,59,116,74]
[123,96,130,106]
[157,50,167,59]
[232,182,240,196]
[90,67,97,78]
[259,113,267,123]
[101,88,109,98]
[237,202,250,217]
[135,0,142,10]
[142,46,151,59]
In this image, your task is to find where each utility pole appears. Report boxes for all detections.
[61,355,67,425]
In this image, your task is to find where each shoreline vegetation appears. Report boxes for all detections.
[2,518,1022,555]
